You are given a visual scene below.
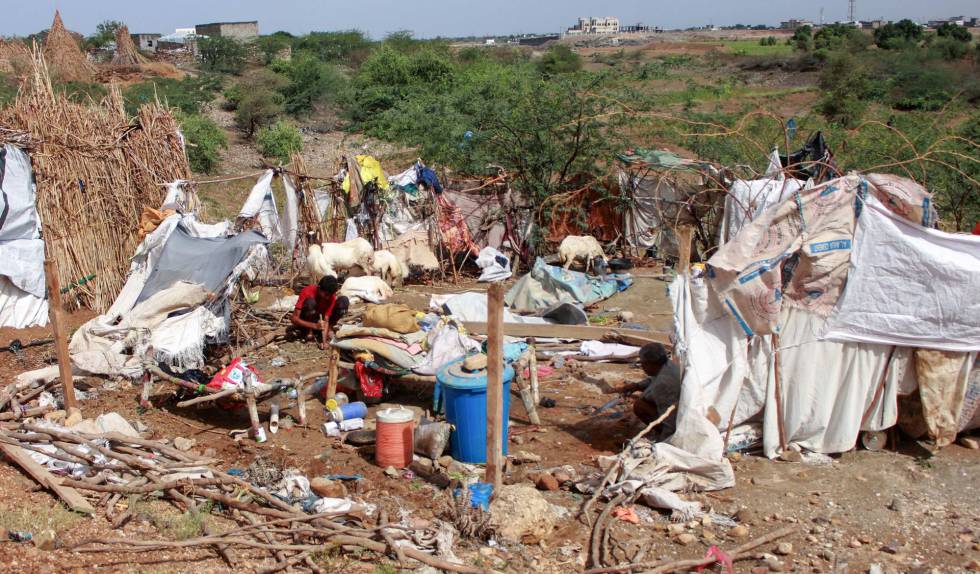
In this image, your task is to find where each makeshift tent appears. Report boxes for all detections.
[666,173,978,465]
[0,144,47,328]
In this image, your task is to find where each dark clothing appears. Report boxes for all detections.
[634,362,682,439]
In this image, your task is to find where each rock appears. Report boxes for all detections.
[879,543,899,555]
[512,435,526,445]
[43,410,66,424]
[775,542,794,556]
[553,470,573,483]
[463,353,488,372]
[203,448,217,458]
[959,437,980,450]
[818,549,835,561]
[133,420,149,433]
[384,466,399,478]
[702,530,717,543]
[478,546,494,557]
[735,508,757,524]
[64,408,83,427]
[489,484,557,543]
[437,455,454,468]
[762,554,786,572]
[311,477,347,498]
[887,498,906,513]
[668,523,686,535]
[511,450,542,464]
[535,473,559,491]
[701,515,713,528]
[779,449,803,463]
[173,437,196,452]
[618,311,635,322]
[869,564,884,574]
[675,533,697,546]
[730,525,750,538]
[858,534,872,545]
[849,538,863,548]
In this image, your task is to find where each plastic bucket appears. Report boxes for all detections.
[437,357,514,464]
[375,406,415,468]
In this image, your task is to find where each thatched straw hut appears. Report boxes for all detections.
[42,10,96,83]
[0,38,32,77]
[0,52,190,311]
[111,25,148,66]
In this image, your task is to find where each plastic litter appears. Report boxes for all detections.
[414,421,451,460]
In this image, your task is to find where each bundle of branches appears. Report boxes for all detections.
[111,25,148,66]
[0,51,190,311]
[42,11,96,83]
[0,38,32,78]
[0,422,487,573]
[0,372,61,421]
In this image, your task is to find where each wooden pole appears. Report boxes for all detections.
[326,348,339,402]
[43,258,77,412]
[675,225,694,275]
[772,333,787,452]
[485,283,504,489]
[528,337,540,406]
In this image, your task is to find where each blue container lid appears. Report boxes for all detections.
[437,356,514,389]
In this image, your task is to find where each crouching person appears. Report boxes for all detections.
[289,275,350,349]
[619,343,681,440]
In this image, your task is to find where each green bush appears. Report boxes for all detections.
[930,37,970,60]
[255,32,294,64]
[272,53,343,115]
[816,53,870,126]
[537,45,582,75]
[179,113,227,174]
[874,19,924,49]
[814,24,871,51]
[86,20,123,50]
[759,36,778,46]
[124,76,222,116]
[293,30,371,65]
[198,36,247,74]
[0,73,17,107]
[888,65,957,110]
[936,22,972,43]
[789,26,814,51]
[256,120,302,162]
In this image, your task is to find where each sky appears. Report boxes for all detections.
[2,1,978,39]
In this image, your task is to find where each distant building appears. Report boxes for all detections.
[780,19,814,30]
[130,33,161,52]
[194,21,259,41]
[621,22,653,33]
[566,16,620,35]
[484,38,496,45]
[860,20,888,29]
[927,16,978,28]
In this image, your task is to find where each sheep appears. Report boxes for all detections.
[339,275,394,304]
[558,235,606,274]
[307,238,376,278]
[372,249,409,286]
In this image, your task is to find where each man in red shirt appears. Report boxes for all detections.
[289,276,349,349]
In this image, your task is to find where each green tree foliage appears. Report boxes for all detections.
[123,76,222,116]
[255,32,294,64]
[936,22,972,43]
[198,36,247,74]
[230,69,286,136]
[789,26,814,51]
[256,120,302,162]
[813,24,871,51]
[536,45,583,75]
[816,53,870,126]
[0,73,16,107]
[887,64,958,110]
[272,53,343,115]
[931,37,970,61]
[759,36,778,46]
[179,113,227,174]
[87,20,124,50]
[873,19,924,50]
[293,30,371,65]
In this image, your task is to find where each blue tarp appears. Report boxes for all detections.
[505,257,632,312]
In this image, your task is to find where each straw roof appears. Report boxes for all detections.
[42,10,96,83]
[0,38,32,77]
[111,25,148,66]
[0,51,191,311]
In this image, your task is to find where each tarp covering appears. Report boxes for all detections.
[0,144,47,328]
[505,257,631,313]
[238,170,282,242]
[821,196,980,351]
[718,176,807,245]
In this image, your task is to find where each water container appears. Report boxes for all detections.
[376,406,415,468]
[437,357,514,464]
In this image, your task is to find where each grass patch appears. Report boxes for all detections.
[0,503,80,547]
[161,501,214,540]
[717,40,794,57]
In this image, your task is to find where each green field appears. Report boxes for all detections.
[715,39,794,56]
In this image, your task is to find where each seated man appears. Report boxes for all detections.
[619,343,681,440]
[289,275,349,349]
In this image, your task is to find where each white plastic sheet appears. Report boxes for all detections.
[0,145,47,328]
[475,246,512,282]
[821,196,980,351]
[281,175,299,252]
[238,170,282,242]
[718,176,806,245]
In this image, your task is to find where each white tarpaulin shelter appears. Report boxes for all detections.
[821,196,980,351]
[0,144,48,328]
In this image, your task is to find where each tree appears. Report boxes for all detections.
[874,19,924,49]
[936,22,972,43]
[537,45,582,75]
[256,120,303,162]
[272,53,344,115]
[88,20,123,50]
[816,53,870,127]
[789,26,814,51]
[198,36,247,74]
[255,32,294,64]
[232,70,286,136]
[179,113,227,174]
[813,23,870,51]
[293,30,371,65]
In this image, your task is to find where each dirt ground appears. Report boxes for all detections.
[1,270,978,574]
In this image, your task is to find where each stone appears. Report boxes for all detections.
[489,484,557,543]
[858,534,872,545]
[134,421,149,433]
[775,542,794,556]
[959,437,980,450]
[478,546,494,557]
[203,448,217,458]
[735,508,757,524]
[818,549,835,561]
[675,533,697,546]
[311,477,347,499]
[463,353,488,372]
[618,311,635,322]
[173,437,196,452]
[535,473,559,491]
[888,498,906,513]
[384,466,399,478]
[849,538,863,548]
[668,523,686,535]
[869,564,884,574]
[43,410,67,424]
[437,455,454,468]
[762,554,786,572]
[701,515,713,528]
[511,450,542,464]
[702,531,717,543]
[512,435,526,445]
[779,449,803,463]
[553,470,573,483]
[730,525,750,538]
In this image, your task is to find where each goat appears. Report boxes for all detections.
[307,238,375,278]
[558,235,607,274]
[372,249,409,286]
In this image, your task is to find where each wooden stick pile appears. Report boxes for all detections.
[111,25,149,67]
[0,50,190,311]
[41,11,96,83]
[0,421,487,573]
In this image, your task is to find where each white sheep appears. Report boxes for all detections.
[307,238,376,278]
[372,249,409,285]
[559,235,606,273]
[339,275,394,304]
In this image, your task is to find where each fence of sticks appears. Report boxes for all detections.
[0,51,190,311]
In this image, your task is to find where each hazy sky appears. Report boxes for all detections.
[3,1,977,38]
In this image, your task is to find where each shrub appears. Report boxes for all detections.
[179,113,227,174]
[936,22,972,43]
[293,30,371,65]
[816,53,870,126]
[272,53,344,115]
[759,36,778,46]
[931,37,970,61]
[231,69,286,135]
[123,76,222,116]
[255,32,294,64]
[256,120,302,162]
[814,24,871,51]
[537,45,582,75]
[888,65,956,111]
[874,19,923,49]
[198,36,247,74]
[0,73,16,107]
[789,26,814,51]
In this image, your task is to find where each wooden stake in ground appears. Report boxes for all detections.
[484,283,504,490]
[675,225,694,275]
[44,258,77,412]
[326,348,339,401]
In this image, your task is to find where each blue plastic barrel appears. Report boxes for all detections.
[436,357,514,464]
